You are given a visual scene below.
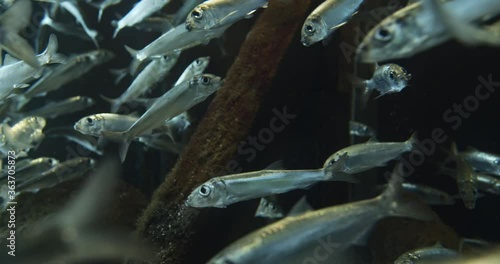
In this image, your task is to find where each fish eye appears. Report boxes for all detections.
[201,76,211,85]
[389,71,395,79]
[86,117,93,124]
[199,184,211,197]
[494,159,500,165]
[192,9,203,20]
[375,27,392,42]
[305,24,315,34]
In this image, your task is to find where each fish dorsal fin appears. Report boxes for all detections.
[265,160,284,170]
[3,54,18,65]
[366,137,378,143]
[287,196,313,217]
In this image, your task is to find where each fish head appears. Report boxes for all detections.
[37,157,59,166]
[394,252,419,264]
[459,181,478,209]
[301,15,328,46]
[74,114,105,136]
[185,4,217,31]
[381,64,412,92]
[194,56,210,72]
[357,11,417,62]
[185,179,227,208]
[191,74,224,95]
[24,116,46,130]
[90,50,115,63]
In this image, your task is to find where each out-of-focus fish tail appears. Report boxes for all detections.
[380,163,436,221]
[100,94,120,113]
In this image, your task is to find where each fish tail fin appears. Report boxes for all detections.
[124,45,138,58]
[109,68,128,85]
[112,26,121,39]
[380,164,436,221]
[348,73,371,108]
[100,94,120,113]
[406,131,418,150]
[98,9,104,23]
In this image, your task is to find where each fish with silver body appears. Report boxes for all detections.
[359,63,412,99]
[87,0,123,22]
[373,182,455,206]
[39,6,97,44]
[185,0,269,31]
[323,133,417,174]
[103,74,224,162]
[102,53,180,113]
[186,155,355,208]
[449,143,479,209]
[112,0,172,38]
[0,34,65,102]
[22,96,95,119]
[0,157,59,184]
[476,174,500,195]
[128,24,229,61]
[395,243,460,264]
[357,0,500,62]
[0,116,46,157]
[15,49,115,110]
[74,113,139,137]
[175,56,211,86]
[255,195,284,219]
[59,0,100,47]
[461,148,500,176]
[349,120,376,138]
[136,133,184,154]
[206,175,435,264]
[0,0,40,69]
[301,0,365,46]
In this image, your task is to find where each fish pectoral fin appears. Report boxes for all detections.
[216,10,238,27]
[425,0,500,46]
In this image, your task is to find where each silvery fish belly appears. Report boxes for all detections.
[0,116,46,156]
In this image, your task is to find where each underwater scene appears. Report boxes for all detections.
[0,0,499,263]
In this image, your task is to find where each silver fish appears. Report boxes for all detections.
[174,56,211,86]
[16,49,115,110]
[185,0,268,31]
[74,113,138,137]
[186,155,356,208]
[173,0,205,26]
[374,183,455,206]
[450,143,479,209]
[101,53,180,113]
[23,96,95,119]
[0,34,64,102]
[358,63,411,99]
[0,0,40,69]
[112,0,172,38]
[207,176,434,263]
[0,157,59,184]
[47,127,103,155]
[476,173,500,195]
[395,243,460,264]
[12,157,95,194]
[39,6,97,43]
[87,0,123,22]
[349,120,376,138]
[323,133,417,174]
[136,133,184,154]
[163,112,192,142]
[357,0,500,62]
[103,74,223,162]
[301,0,365,46]
[461,148,500,176]
[127,24,228,61]
[59,0,100,47]
[0,116,46,157]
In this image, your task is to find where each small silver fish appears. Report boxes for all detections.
[59,1,100,47]
[450,143,479,209]
[0,34,64,102]
[0,0,40,68]
[395,242,460,264]
[323,133,417,174]
[0,116,46,157]
[301,0,365,46]
[126,24,228,61]
[185,0,268,31]
[23,96,95,119]
[136,133,184,154]
[255,195,284,219]
[374,183,455,206]
[175,57,211,86]
[102,53,180,113]
[39,7,97,44]
[103,74,223,162]
[349,120,376,138]
[16,49,114,110]
[461,147,500,176]
[358,63,412,99]
[207,175,434,263]
[87,0,123,22]
[112,0,172,38]
[74,113,139,137]
[476,173,500,195]
[0,157,58,184]
[357,0,500,62]
[163,112,192,142]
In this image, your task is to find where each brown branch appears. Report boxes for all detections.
[136,0,312,262]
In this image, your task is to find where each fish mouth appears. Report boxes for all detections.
[301,38,311,47]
